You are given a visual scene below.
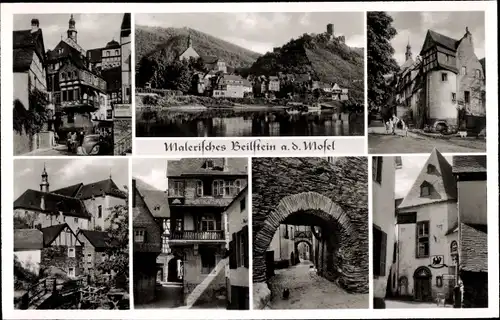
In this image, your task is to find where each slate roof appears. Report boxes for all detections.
[13,47,35,72]
[460,223,487,272]
[13,29,45,72]
[120,13,131,38]
[78,229,117,248]
[14,229,43,250]
[134,179,170,218]
[452,156,487,173]
[398,148,457,209]
[52,179,127,200]
[167,158,248,177]
[14,189,91,219]
[425,30,459,52]
[105,40,120,49]
[41,224,69,246]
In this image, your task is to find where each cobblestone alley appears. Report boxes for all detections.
[267,260,369,309]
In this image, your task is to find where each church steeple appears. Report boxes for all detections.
[405,38,412,61]
[67,14,78,43]
[187,33,193,48]
[40,163,50,193]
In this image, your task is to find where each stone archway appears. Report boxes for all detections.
[295,240,313,262]
[253,191,364,293]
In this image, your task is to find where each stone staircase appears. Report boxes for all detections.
[184,258,228,308]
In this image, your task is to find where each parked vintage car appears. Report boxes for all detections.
[76,134,112,156]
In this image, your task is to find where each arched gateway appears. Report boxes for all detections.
[253,191,365,292]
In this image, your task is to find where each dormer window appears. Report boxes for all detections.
[420,183,430,197]
[427,164,436,174]
[206,160,214,169]
[134,229,145,243]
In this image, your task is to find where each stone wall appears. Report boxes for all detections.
[252,157,368,293]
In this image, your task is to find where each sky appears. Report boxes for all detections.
[133,159,169,191]
[387,11,485,66]
[14,13,124,52]
[135,12,365,54]
[14,158,129,199]
[395,154,453,199]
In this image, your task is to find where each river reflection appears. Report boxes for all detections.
[136,108,364,137]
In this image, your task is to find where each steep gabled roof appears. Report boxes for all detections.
[77,229,118,248]
[398,149,457,209]
[460,223,487,272]
[421,30,458,55]
[134,179,170,219]
[51,183,84,197]
[120,13,131,38]
[14,189,91,219]
[452,156,487,173]
[14,229,44,250]
[167,158,248,177]
[41,223,81,246]
[13,29,45,72]
[74,179,127,200]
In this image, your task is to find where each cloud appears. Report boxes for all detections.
[345,34,365,48]
[18,167,33,177]
[135,169,168,191]
[299,13,311,26]
[56,158,112,181]
[222,36,274,54]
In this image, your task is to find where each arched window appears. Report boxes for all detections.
[475,69,481,78]
[420,182,430,197]
[115,50,119,56]
[106,51,111,57]
[450,240,458,253]
[427,164,436,174]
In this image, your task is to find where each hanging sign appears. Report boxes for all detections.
[428,255,447,269]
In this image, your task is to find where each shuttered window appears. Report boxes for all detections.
[373,225,387,277]
[229,233,237,269]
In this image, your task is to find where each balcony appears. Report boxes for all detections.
[169,230,225,241]
[57,99,98,112]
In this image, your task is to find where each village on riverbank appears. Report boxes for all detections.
[134,13,365,137]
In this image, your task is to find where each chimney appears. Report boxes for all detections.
[31,18,40,33]
[40,194,45,211]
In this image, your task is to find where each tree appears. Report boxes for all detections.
[163,60,193,93]
[14,212,37,229]
[367,12,400,115]
[136,56,158,88]
[95,186,129,291]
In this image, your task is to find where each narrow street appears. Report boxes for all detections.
[134,283,226,309]
[368,121,486,154]
[267,260,368,309]
[385,299,453,308]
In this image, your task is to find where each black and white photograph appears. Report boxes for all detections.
[372,151,487,308]
[13,158,130,309]
[367,11,486,154]
[135,12,365,137]
[13,13,132,156]
[252,157,368,309]
[132,158,249,309]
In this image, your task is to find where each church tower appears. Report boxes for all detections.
[405,39,412,61]
[187,34,193,48]
[40,163,50,193]
[67,14,78,43]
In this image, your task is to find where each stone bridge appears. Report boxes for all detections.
[252,157,369,301]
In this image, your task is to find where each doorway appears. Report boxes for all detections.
[167,257,183,283]
[413,266,432,301]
